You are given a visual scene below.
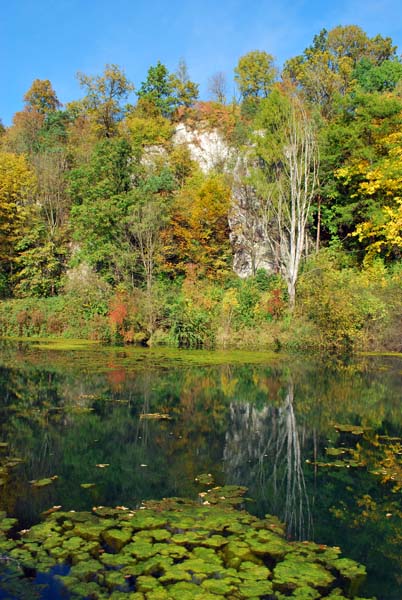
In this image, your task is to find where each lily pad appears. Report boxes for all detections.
[30,476,58,488]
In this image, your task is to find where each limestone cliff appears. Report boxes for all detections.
[172,122,274,277]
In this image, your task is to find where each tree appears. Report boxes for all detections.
[3,82,66,156]
[169,60,199,108]
[284,26,397,116]
[208,72,227,104]
[319,91,402,247]
[70,137,176,291]
[353,57,402,93]
[353,200,402,262]
[23,79,61,114]
[163,172,231,277]
[126,168,175,293]
[253,90,319,308]
[0,152,36,292]
[69,138,134,282]
[76,64,134,137]
[234,51,277,99]
[336,129,402,262]
[137,61,176,118]
[2,108,45,155]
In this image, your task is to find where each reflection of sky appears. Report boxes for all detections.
[2,0,402,124]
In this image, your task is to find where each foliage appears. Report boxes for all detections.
[75,64,134,137]
[0,27,401,356]
[0,152,36,281]
[252,88,319,308]
[284,25,396,116]
[137,61,177,118]
[235,50,277,99]
[23,79,61,114]
[163,172,231,277]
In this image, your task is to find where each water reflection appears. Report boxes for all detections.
[0,343,401,599]
[223,381,312,540]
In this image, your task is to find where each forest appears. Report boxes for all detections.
[0,24,401,355]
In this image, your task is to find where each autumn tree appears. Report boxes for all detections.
[23,79,61,114]
[163,172,231,277]
[336,129,402,262]
[235,51,277,99]
[3,80,63,156]
[319,90,402,247]
[284,26,397,116]
[0,152,36,294]
[76,64,134,137]
[170,59,199,108]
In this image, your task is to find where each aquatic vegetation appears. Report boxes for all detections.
[0,486,371,599]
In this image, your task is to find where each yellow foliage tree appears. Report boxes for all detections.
[0,152,36,264]
[163,173,231,277]
[336,129,402,260]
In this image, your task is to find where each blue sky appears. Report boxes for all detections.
[2,0,402,125]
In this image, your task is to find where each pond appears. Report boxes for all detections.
[0,341,401,599]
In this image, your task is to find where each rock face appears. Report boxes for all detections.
[172,123,274,278]
[173,123,234,174]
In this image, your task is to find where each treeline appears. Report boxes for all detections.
[0,25,401,354]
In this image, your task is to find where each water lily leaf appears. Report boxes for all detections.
[30,476,58,488]
[80,483,96,489]
[195,473,215,486]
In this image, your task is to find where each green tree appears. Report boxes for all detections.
[70,138,175,289]
[137,61,176,118]
[353,57,402,92]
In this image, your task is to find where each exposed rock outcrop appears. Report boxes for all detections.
[172,123,274,277]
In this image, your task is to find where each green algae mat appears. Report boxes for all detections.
[0,485,370,600]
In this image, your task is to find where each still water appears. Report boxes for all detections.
[0,341,401,599]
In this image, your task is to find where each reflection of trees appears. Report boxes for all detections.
[223,381,312,540]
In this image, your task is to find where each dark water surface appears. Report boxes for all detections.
[0,341,401,599]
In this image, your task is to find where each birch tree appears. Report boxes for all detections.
[253,89,319,308]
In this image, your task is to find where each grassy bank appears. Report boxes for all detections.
[1,255,401,357]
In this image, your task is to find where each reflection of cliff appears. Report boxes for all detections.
[223,383,312,540]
